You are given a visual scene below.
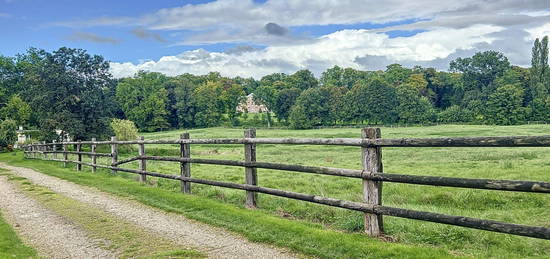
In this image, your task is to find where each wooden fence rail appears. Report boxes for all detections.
[22,128,550,240]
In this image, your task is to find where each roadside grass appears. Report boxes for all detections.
[3,169,204,259]
[12,124,550,258]
[0,171,39,259]
[0,154,456,259]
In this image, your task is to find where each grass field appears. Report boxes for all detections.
[13,124,550,258]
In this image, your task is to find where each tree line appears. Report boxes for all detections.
[0,37,548,142]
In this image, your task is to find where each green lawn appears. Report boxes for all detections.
[0,200,38,258]
[11,124,550,258]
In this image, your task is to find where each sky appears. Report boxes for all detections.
[1,0,550,79]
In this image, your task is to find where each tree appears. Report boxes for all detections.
[287,69,318,90]
[20,47,113,140]
[450,51,511,119]
[1,95,31,126]
[110,118,139,152]
[396,87,436,124]
[343,77,398,124]
[289,87,333,129]
[221,82,245,126]
[485,84,526,125]
[0,119,17,149]
[450,51,510,94]
[193,81,225,127]
[384,64,413,86]
[165,75,198,128]
[273,87,301,123]
[437,105,472,123]
[529,36,550,120]
[116,71,170,132]
[320,66,370,89]
[254,85,277,127]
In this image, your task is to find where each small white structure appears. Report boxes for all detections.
[15,126,38,148]
[236,93,269,113]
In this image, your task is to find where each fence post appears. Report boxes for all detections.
[42,141,46,159]
[76,140,82,171]
[52,140,57,159]
[111,136,118,174]
[91,138,97,173]
[138,136,147,183]
[362,128,383,236]
[180,133,191,193]
[244,128,258,208]
[63,142,68,167]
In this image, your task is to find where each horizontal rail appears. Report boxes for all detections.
[25,135,550,147]
[139,156,550,193]
[40,157,550,240]
[40,151,112,157]
[112,156,141,166]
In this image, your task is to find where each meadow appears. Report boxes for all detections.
[19,124,550,257]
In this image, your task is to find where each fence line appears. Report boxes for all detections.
[22,128,550,240]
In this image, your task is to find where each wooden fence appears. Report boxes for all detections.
[22,128,550,240]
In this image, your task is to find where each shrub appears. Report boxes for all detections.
[0,119,17,151]
[110,119,139,152]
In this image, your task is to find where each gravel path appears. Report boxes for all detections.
[0,163,297,259]
[0,175,116,259]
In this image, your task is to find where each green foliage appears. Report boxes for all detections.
[193,81,225,127]
[19,47,113,140]
[0,210,37,258]
[274,87,301,123]
[0,95,31,126]
[343,77,398,124]
[0,119,17,149]
[437,105,472,123]
[110,119,138,141]
[220,82,245,126]
[116,71,170,132]
[396,87,436,124]
[289,87,341,129]
[485,84,526,125]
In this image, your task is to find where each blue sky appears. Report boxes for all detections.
[1,0,549,78]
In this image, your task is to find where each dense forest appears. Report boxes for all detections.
[0,36,549,142]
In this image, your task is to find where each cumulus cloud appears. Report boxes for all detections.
[110,24,506,78]
[66,32,120,44]
[50,0,549,78]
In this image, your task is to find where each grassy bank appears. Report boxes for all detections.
[0,153,455,258]
[11,124,550,257]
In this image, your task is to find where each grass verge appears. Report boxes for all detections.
[3,169,204,259]
[0,205,38,258]
[0,152,457,259]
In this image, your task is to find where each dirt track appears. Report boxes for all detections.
[0,163,296,259]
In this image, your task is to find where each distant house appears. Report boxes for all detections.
[15,126,71,148]
[15,126,38,148]
[236,93,269,113]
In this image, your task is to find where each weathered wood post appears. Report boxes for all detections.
[91,138,97,173]
[63,142,68,167]
[52,140,57,159]
[362,128,383,236]
[138,136,147,183]
[76,140,82,171]
[180,133,191,193]
[244,128,258,208]
[42,141,46,159]
[111,136,118,174]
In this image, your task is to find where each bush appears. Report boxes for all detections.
[0,119,17,151]
[110,119,139,152]
[437,105,473,123]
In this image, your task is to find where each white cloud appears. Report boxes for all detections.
[110,24,504,78]
[526,22,550,40]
